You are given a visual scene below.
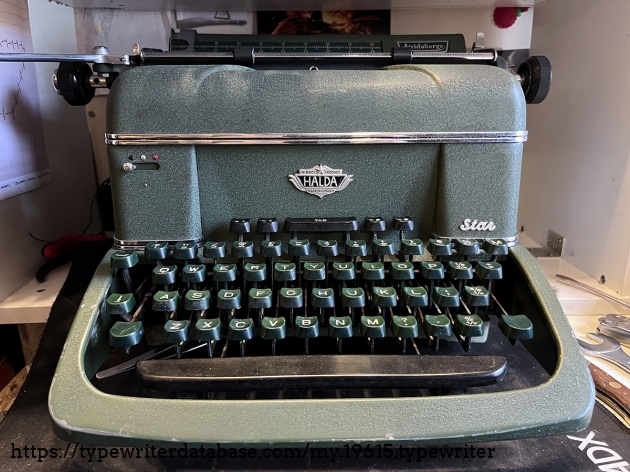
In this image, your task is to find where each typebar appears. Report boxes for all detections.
[136,355,507,392]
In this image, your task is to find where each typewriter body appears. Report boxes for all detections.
[0,34,593,445]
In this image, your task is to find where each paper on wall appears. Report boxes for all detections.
[0,0,50,201]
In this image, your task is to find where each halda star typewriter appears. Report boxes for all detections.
[1,33,594,446]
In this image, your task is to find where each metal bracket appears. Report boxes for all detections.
[527,230,565,258]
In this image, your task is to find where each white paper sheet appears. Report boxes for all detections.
[0,0,49,201]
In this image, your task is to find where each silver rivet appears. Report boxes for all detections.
[140,154,146,160]
[122,162,136,172]
[143,183,148,187]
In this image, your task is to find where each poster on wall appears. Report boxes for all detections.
[257,11,391,35]
[0,0,49,201]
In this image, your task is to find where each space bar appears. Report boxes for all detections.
[136,355,507,391]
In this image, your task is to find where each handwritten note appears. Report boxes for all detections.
[0,0,49,201]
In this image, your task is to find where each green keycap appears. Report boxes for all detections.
[462,286,490,306]
[184,290,211,311]
[421,261,445,279]
[174,241,197,260]
[427,238,452,256]
[295,316,319,338]
[372,239,395,256]
[191,318,221,341]
[316,239,338,257]
[109,321,144,347]
[213,263,237,282]
[279,287,303,308]
[145,242,168,260]
[304,261,326,281]
[203,241,226,259]
[433,286,460,308]
[391,261,414,280]
[345,239,367,257]
[402,287,428,307]
[333,262,355,281]
[361,261,385,280]
[328,316,353,338]
[244,263,266,282]
[288,239,310,256]
[249,288,272,309]
[232,240,254,258]
[182,264,207,283]
[341,287,365,308]
[311,288,335,308]
[261,317,287,340]
[423,314,452,337]
[152,265,177,285]
[217,289,241,310]
[372,286,397,307]
[498,314,534,340]
[483,238,509,256]
[227,318,254,341]
[106,293,136,315]
[455,314,484,337]
[447,261,474,280]
[402,239,424,256]
[274,262,297,282]
[111,250,139,269]
[152,291,179,312]
[455,239,480,256]
[163,319,189,343]
[391,315,419,338]
[261,240,282,257]
[359,316,386,338]
[475,261,503,280]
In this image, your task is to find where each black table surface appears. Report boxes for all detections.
[0,240,628,471]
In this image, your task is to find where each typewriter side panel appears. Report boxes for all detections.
[108,145,203,244]
[434,143,522,242]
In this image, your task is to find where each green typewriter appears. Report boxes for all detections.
[1,33,594,446]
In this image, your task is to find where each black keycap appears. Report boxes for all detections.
[284,217,358,233]
[256,218,279,234]
[230,218,251,234]
[363,217,386,233]
[392,217,414,232]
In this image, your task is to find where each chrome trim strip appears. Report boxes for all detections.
[432,234,518,247]
[114,237,204,250]
[105,131,527,145]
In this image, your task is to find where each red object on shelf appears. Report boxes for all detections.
[493,7,529,29]
[42,234,108,259]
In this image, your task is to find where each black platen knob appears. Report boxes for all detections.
[55,61,95,106]
[518,56,552,104]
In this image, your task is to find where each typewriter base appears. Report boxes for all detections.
[49,244,594,447]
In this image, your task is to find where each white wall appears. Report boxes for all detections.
[0,0,98,302]
[392,7,533,49]
[520,0,630,295]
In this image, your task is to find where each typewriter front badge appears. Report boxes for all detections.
[288,165,353,198]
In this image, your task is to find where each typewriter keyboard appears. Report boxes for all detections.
[96,217,546,399]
